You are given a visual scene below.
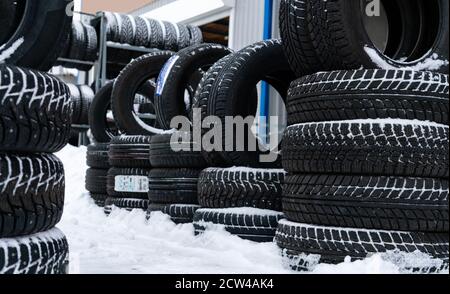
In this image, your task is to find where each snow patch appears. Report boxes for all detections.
[197,207,284,217]
[0,38,24,62]
[364,46,449,71]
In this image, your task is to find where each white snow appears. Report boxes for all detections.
[197,207,284,217]
[364,46,449,71]
[0,38,24,62]
[55,146,449,274]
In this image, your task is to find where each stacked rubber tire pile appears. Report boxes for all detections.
[105,136,152,215]
[276,0,449,272]
[85,143,110,207]
[0,64,72,274]
[67,84,95,147]
[57,20,98,71]
[104,12,203,51]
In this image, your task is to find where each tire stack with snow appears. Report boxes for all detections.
[103,12,203,51]
[276,69,450,273]
[105,136,152,215]
[68,84,95,147]
[86,143,110,207]
[194,168,286,242]
[0,65,71,274]
[58,20,98,71]
[147,132,206,224]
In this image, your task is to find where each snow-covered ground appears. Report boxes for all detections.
[56,146,448,274]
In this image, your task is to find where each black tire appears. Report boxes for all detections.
[111,51,174,136]
[104,12,120,42]
[68,83,82,125]
[148,168,201,205]
[0,228,69,274]
[77,85,94,126]
[147,204,201,224]
[0,153,65,238]
[85,168,108,195]
[0,0,72,71]
[283,174,449,233]
[187,25,203,46]
[193,208,285,242]
[205,39,295,167]
[109,135,152,168]
[90,193,108,207]
[104,197,149,215]
[107,167,151,199]
[198,167,286,211]
[155,44,232,130]
[86,143,110,169]
[276,220,449,273]
[192,54,235,167]
[119,14,135,45]
[0,0,17,45]
[149,133,207,168]
[68,20,85,62]
[89,82,118,143]
[81,23,98,62]
[134,16,149,47]
[287,70,449,125]
[176,24,191,50]
[279,0,449,76]
[0,65,72,153]
[282,120,449,178]
[146,18,164,49]
[162,21,178,51]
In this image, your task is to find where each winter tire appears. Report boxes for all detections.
[282,120,449,178]
[187,25,203,46]
[0,153,65,238]
[283,174,449,232]
[85,168,108,195]
[0,228,69,274]
[198,167,286,211]
[89,82,118,143]
[0,65,72,153]
[90,193,108,207]
[104,197,149,215]
[112,51,174,136]
[276,220,449,273]
[0,0,72,71]
[148,168,201,205]
[86,143,110,169]
[279,0,449,76]
[109,136,152,168]
[204,39,295,167]
[155,44,232,130]
[194,208,285,243]
[149,133,207,168]
[287,70,449,125]
[147,204,201,224]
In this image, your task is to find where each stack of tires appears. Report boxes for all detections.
[67,84,95,147]
[276,0,449,272]
[105,136,152,215]
[104,12,203,51]
[0,65,71,274]
[147,132,206,224]
[58,20,98,71]
[86,143,110,207]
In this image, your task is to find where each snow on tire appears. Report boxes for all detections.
[147,204,201,224]
[287,70,449,125]
[0,65,72,153]
[283,174,449,232]
[104,198,149,215]
[282,119,449,178]
[0,228,69,274]
[276,220,449,273]
[198,167,286,211]
[109,136,152,168]
[194,208,285,243]
[0,154,65,238]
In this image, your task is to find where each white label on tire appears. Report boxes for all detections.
[115,176,149,193]
[156,55,179,96]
